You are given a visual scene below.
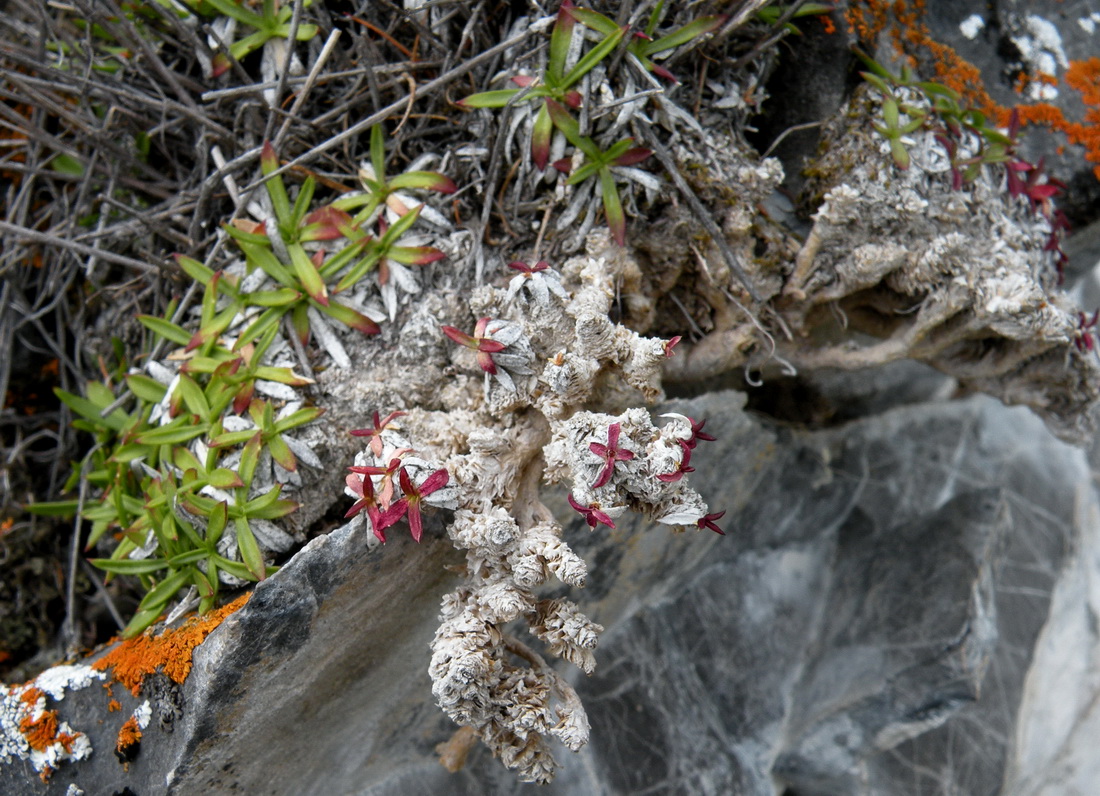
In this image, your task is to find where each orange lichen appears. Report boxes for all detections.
[116,715,142,753]
[1066,58,1100,105]
[19,685,44,707]
[20,710,60,751]
[107,698,122,712]
[847,1,1100,182]
[92,593,250,696]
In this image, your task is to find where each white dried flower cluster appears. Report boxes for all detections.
[543,408,711,528]
[481,318,537,393]
[505,261,570,308]
[429,505,596,783]
[410,233,725,782]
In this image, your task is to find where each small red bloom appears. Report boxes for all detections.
[507,260,551,275]
[656,440,695,483]
[349,452,410,509]
[441,318,507,374]
[378,467,450,542]
[350,410,406,459]
[696,510,726,535]
[567,494,616,530]
[684,417,716,449]
[344,473,394,543]
[1074,310,1099,353]
[589,422,634,489]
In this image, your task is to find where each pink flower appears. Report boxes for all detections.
[589,422,634,488]
[657,440,695,483]
[683,416,716,449]
[441,318,508,375]
[350,410,405,459]
[345,472,395,543]
[696,511,726,535]
[567,494,616,530]
[349,452,410,509]
[379,467,450,543]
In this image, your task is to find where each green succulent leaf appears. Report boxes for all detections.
[260,141,293,226]
[235,307,288,350]
[55,388,129,432]
[121,606,166,638]
[176,374,212,420]
[235,517,267,581]
[291,176,316,230]
[547,1,577,86]
[560,23,625,90]
[138,314,192,347]
[207,468,246,489]
[206,501,229,545]
[599,168,626,246]
[634,14,725,57]
[234,239,296,287]
[288,243,329,305]
[890,138,911,170]
[458,88,522,109]
[91,557,170,575]
[25,500,81,517]
[238,433,262,487]
[126,374,168,403]
[175,254,216,286]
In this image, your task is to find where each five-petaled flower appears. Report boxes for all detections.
[349,453,410,509]
[567,494,616,530]
[683,416,716,449]
[661,413,717,451]
[345,472,394,543]
[379,467,450,543]
[589,422,634,488]
[441,318,508,375]
[350,411,406,458]
[1074,310,1099,354]
[696,511,726,535]
[656,439,696,483]
[506,260,569,306]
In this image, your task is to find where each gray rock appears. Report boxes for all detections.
[776,489,1005,795]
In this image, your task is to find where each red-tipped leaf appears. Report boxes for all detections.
[531,102,553,170]
[612,147,652,167]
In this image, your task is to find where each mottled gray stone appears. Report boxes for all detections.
[776,489,1005,795]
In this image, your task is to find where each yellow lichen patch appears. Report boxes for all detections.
[92,593,250,696]
[116,715,142,754]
